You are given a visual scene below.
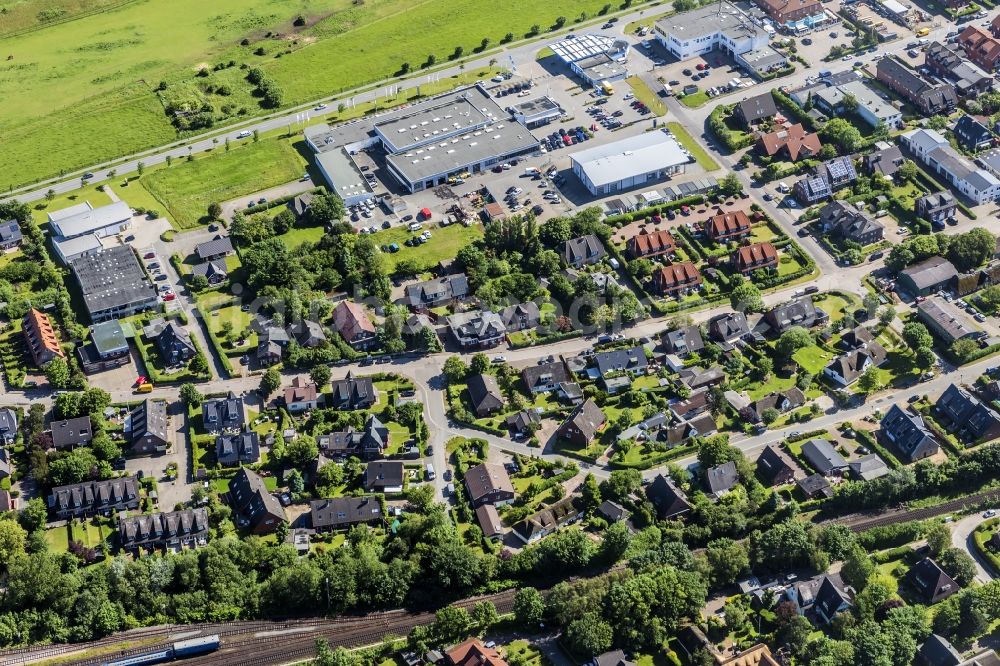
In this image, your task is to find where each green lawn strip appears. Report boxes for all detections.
[116,179,178,228]
[679,91,709,108]
[665,122,719,171]
[625,76,667,117]
[279,225,327,251]
[142,139,307,229]
[369,223,484,273]
[200,301,256,357]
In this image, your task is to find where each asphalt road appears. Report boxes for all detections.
[951,512,997,584]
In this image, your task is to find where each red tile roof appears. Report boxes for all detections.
[757,123,822,161]
[332,301,375,343]
[447,639,508,666]
[654,261,703,292]
[705,210,752,240]
[960,26,1000,69]
[23,308,64,365]
[627,229,676,258]
[733,242,778,272]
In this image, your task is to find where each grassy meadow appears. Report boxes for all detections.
[1,0,647,189]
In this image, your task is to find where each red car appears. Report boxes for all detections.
[135,375,147,386]
[143,252,155,259]
[163,293,176,302]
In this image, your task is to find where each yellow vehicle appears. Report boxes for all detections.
[601,81,614,95]
[916,27,929,36]
[136,382,153,393]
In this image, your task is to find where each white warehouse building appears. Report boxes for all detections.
[654,2,770,62]
[570,130,691,196]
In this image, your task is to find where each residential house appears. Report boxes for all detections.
[202,392,245,434]
[287,319,327,348]
[48,477,140,519]
[511,495,583,544]
[500,302,540,332]
[446,639,509,666]
[627,229,676,260]
[216,431,261,466]
[881,404,941,462]
[50,416,93,450]
[708,312,750,344]
[330,372,376,409]
[925,41,994,98]
[786,573,849,620]
[0,409,16,445]
[467,373,505,417]
[597,501,631,525]
[77,319,130,373]
[819,200,884,246]
[863,143,906,178]
[0,449,12,480]
[757,123,822,161]
[283,377,322,413]
[363,461,405,493]
[404,274,469,310]
[447,310,507,349]
[917,634,964,666]
[228,468,286,534]
[959,26,1000,72]
[813,576,853,624]
[794,173,833,205]
[954,115,995,153]
[663,325,704,357]
[318,415,389,459]
[707,461,739,497]
[142,318,196,365]
[311,496,382,531]
[290,192,314,218]
[704,210,752,243]
[734,93,778,129]
[332,300,377,350]
[522,360,572,393]
[935,383,1000,443]
[918,298,980,345]
[732,242,779,275]
[745,387,806,423]
[118,508,209,552]
[818,156,858,190]
[559,398,607,446]
[877,56,958,115]
[645,474,693,519]
[841,325,874,350]
[464,462,515,506]
[129,399,169,455]
[191,260,227,286]
[563,235,606,267]
[594,346,648,376]
[506,409,541,435]
[823,341,888,387]
[849,454,890,481]
[899,257,959,297]
[909,558,960,604]
[23,308,64,367]
[802,438,849,475]
[475,504,504,540]
[671,389,712,421]
[653,262,703,297]
[0,220,22,251]
[764,295,827,333]
[797,473,833,499]
[255,321,290,366]
[901,128,1000,204]
[194,236,234,261]
[757,445,798,486]
[811,79,902,129]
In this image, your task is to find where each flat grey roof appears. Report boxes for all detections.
[47,201,93,223]
[50,201,131,239]
[657,2,767,42]
[70,246,157,315]
[739,46,788,71]
[53,234,102,261]
[510,96,561,117]
[577,53,628,82]
[571,130,690,188]
[91,320,128,355]
[375,86,497,152]
[316,149,375,201]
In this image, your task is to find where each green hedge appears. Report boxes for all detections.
[195,307,235,378]
[771,88,820,132]
[853,428,902,470]
[243,186,326,216]
[604,195,708,226]
[609,443,697,469]
[708,104,754,151]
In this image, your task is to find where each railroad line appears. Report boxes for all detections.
[829,489,1000,533]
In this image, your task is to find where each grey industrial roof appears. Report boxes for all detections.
[90,320,128,356]
[657,1,768,42]
[901,256,958,291]
[549,33,626,63]
[919,298,979,341]
[740,46,788,72]
[53,233,102,262]
[375,85,495,152]
[50,201,131,239]
[316,148,375,201]
[817,80,898,121]
[571,130,689,188]
[510,96,561,117]
[576,53,628,82]
[70,246,157,316]
[47,201,93,222]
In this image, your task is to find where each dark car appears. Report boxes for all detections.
[683,68,692,76]
[402,214,414,222]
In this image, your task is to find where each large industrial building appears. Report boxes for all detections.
[69,246,158,323]
[654,2,770,61]
[570,130,691,196]
[304,84,539,195]
[47,200,133,265]
[548,33,631,88]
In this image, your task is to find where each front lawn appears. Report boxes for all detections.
[370,223,484,274]
[279,225,326,250]
[815,292,858,322]
[142,139,307,229]
[793,344,833,375]
[679,91,709,108]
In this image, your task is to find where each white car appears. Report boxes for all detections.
[236,130,252,139]
[315,103,328,111]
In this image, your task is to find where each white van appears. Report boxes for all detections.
[408,221,423,232]
[425,463,436,481]
[236,130,252,139]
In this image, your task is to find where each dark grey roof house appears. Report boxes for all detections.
[814,576,852,624]
[500,302,541,332]
[318,414,389,460]
[0,220,22,250]
[467,373,505,417]
[405,274,469,309]
[330,372,376,409]
[899,256,958,297]
[143,318,196,365]
[819,200,884,246]
[216,431,261,466]
[918,634,963,666]
[594,345,648,376]
[708,312,750,344]
[757,445,797,486]
[50,416,93,449]
[645,474,692,520]
[763,296,827,334]
[881,404,940,462]
[363,460,405,492]
[735,92,778,128]
[706,461,739,497]
[228,468,286,534]
[202,391,245,434]
[48,477,140,519]
[130,399,169,455]
[909,557,959,605]
[195,236,234,261]
[935,383,1000,444]
[563,235,606,267]
[801,438,848,476]
[191,260,228,285]
[118,507,208,551]
[663,325,705,357]
[559,398,607,446]
[955,115,994,152]
[849,454,890,481]
[0,409,17,445]
[311,496,382,530]
[522,360,571,393]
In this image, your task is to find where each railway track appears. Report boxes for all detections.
[829,489,1000,533]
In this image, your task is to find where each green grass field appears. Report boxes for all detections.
[369,222,484,273]
[666,122,719,172]
[0,0,645,189]
[142,139,306,228]
[30,186,113,228]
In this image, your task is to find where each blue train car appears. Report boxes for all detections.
[102,648,173,666]
[172,635,220,658]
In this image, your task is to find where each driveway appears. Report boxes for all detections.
[951,512,997,584]
[220,177,315,221]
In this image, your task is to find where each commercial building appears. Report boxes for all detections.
[315,148,377,207]
[572,53,629,88]
[753,0,826,30]
[811,80,902,129]
[918,298,980,345]
[47,200,131,241]
[78,320,130,373]
[654,2,770,62]
[69,246,158,322]
[549,32,630,65]
[569,130,690,196]
[898,256,958,296]
[508,97,562,128]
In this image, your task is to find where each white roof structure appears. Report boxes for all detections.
[316,149,375,203]
[49,201,131,239]
[881,0,909,14]
[570,131,689,188]
[47,201,93,223]
[549,33,629,63]
[53,234,103,264]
